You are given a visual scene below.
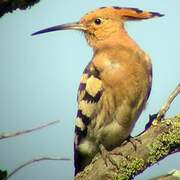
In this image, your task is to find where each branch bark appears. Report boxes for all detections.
[0,0,41,18]
[75,85,180,180]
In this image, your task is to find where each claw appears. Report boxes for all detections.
[99,144,109,167]
[126,135,142,151]
[99,144,119,170]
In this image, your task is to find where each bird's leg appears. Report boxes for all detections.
[129,135,142,150]
[99,144,119,170]
[120,113,158,151]
[121,135,142,151]
[99,144,109,166]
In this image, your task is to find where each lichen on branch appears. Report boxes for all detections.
[148,116,180,164]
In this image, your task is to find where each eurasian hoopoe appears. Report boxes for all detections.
[32,6,163,175]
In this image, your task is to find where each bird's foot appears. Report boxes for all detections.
[122,135,142,151]
[99,144,119,170]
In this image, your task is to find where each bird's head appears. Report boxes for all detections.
[32,7,164,49]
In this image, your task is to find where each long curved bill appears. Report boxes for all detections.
[31,22,86,36]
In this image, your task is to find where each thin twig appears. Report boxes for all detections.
[156,84,180,121]
[3,157,71,180]
[0,120,60,140]
[150,169,180,180]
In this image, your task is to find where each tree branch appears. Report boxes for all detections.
[156,84,180,121]
[0,120,60,140]
[2,157,71,180]
[75,85,180,180]
[0,0,41,18]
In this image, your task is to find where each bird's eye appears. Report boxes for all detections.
[94,18,102,25]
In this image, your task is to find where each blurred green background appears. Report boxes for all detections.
[0,0,179,179]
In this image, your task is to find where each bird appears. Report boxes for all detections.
[32,6,164,175]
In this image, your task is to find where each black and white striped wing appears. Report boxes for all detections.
[74,62,103,174]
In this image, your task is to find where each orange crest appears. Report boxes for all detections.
[81,6,164,22]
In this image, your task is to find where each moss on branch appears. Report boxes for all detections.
[148,115,180,164]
